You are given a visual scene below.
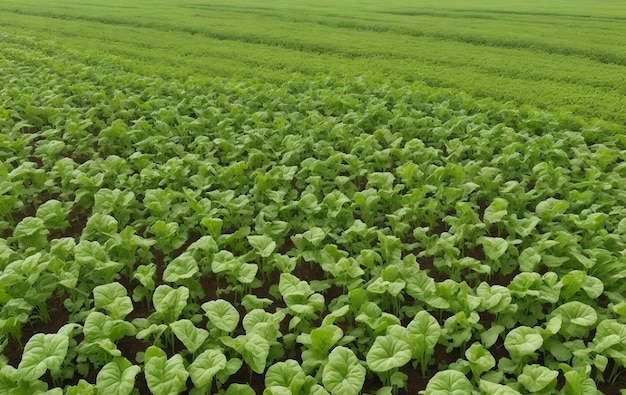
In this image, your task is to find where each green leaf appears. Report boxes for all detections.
[504,326,543,361]
[512,216,540,238]
[169,319,209,353]
[518,247,541,272]
[535,198,569,221]
[480,325,504,349]
[223,383,256,395]
[153,285,189,323]
[188,349,227,388]
[144,346,189,395]
[422,370,473,394]
[465,342,495,378]
[302,227,326,246]
[202,299,240,333]
[96,357,141,395]
[163,253,198,283]
[551,301,597,339]
[66,380,97,395]
[16,333,68,381]
[478,380,522,395]
[247,235,277,258]
[299,324,343,355]
[366,335,412,373]
[518,364,558,393]
[592,320,626,353]
[322,346,366,395]
[265,360,306,393]
[484,198,508,224]
[406,310,441,358]
[93,282,134,320]
[480,237,509,261]
[221,333,270,374]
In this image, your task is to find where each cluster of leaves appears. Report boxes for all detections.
[1,33,626,394]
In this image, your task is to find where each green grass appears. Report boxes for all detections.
[0,0,625,125]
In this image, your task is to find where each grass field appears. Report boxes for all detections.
[1,1,626,394]
[0,0,625,124]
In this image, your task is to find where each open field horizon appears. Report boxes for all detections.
[1,0,625,125]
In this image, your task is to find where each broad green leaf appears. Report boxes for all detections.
[211,250,240,274]
[265,360,306,393]
[235,261,258,284]
[223,383,256,395]
[163,253,198,283]
[279,273,312,298]
[133,263,156,290]
[299,324,343,355]
[262,386,291,395]
[535,198,569,221]
[96,357,141,395]
[406,310,441,358]
[322,346,366,395]
[242,333,271,374]
[188,349,227,388]
[423,370,473,394]
[581,275,604,299]
[475,283,511,313]
[93,282,133,320]
[84,213,118,239]
[484,198,508,224]
[202,299,240,333]
[478,380,522,395]
[504,326,543,361]
[366,335,411,373]
[309,384,331,395]
[518,247,541,272]
[247,235,277,258]
[518,364,558,393]
[144,346,189,395]
[465,343,495,378]
[480,237,509,261]
[513,216,540,238]
[551,301,597,339]
[153,285,189,323]
[16,333,68,381]
[66,380,97,395]
[169,319,209,353]
[241,294,274,312]
[592,320,626,352]
[221,333,270,374]
[302,227,326,246]
[480,325,504,349]
[562,367,598,395]
[188,235,218,253]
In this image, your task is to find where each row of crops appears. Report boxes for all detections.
[1,33,626,394]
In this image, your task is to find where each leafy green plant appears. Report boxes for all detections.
[366,334,411,391]
[322,346,366,395]
[144,345,188,395]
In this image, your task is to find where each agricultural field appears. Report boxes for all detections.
[1,0,626,123]
[1,0,626,394]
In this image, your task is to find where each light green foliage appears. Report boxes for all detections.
[420,370,474,394]
[518,364,559,394]
[144,346,189,395]
[96,357,141,395]
[1,14,625,393]
[188,349,227,389]
[322,346,366,395]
